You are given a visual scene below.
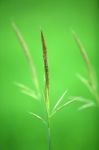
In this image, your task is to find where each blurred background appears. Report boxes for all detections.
[0,0,99,149]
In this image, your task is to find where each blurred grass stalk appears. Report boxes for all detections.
[12,23,40,99]
[40,31,51,150]
[73,31,99,105]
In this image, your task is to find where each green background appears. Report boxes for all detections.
[0,0,99,149]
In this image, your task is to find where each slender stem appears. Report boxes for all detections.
[43,97,51,150]
[47,115,51,150]
[46,96,51,150]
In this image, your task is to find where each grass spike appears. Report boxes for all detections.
[40,31,49,111]
[40,30,51,150]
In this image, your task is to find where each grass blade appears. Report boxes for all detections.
[56,98,77,110]
[21,89,38,99]
[52,90,68,112]
[14,82,34,92]
[77,74,93,94]
[70,96,95,110]
[78,102,95,111]
[69,96,94,103]
[14,82,38,100]
[50,96,94,117]
[50,97,78,118]
[29,112,47,125]
[12,22,40,96]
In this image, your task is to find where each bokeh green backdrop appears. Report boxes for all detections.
[0,0,99,150]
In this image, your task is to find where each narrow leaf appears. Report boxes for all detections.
[56,98,78,111]
[78,102,95,111]
[52,90,68,112]
[21,90,38,99]
[77,74,93,94]
[14,82,33,92]
[50,97,78,118]
[70,96,96,110]
[69,96,92,103]
[29,112,47,125]
[14,82,38,100]
[77,74,99,102]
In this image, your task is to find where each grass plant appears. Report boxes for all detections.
[72,31,99,110]
[12,23,98,149]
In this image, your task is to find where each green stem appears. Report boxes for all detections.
[47,116,51,150]
[45,96,51,150]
